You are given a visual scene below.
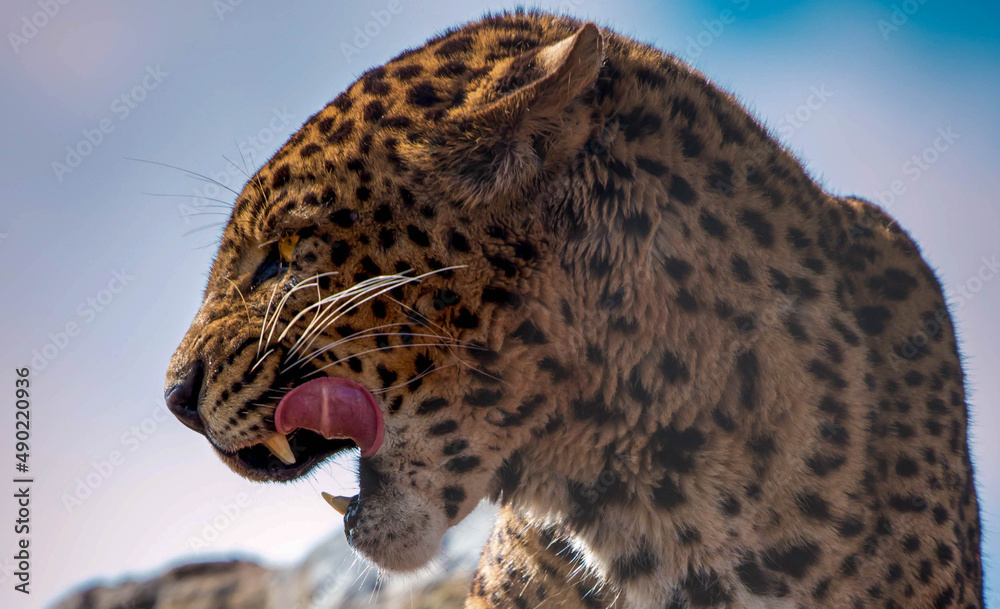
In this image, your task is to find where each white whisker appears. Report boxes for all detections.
[142,191,235,207]
[285,328,473,374]
[250,348,274,373]
[257,279,282,357]
[183,221,227,236]
[371,362,458,395]
[285,266,464,359]
[223,277,252,324]
[281,274,417,359]
[282,322,416,372]
[306,343,457,377]
[261,272,339,353]
[125,157,241,197]
[286,279,421,361]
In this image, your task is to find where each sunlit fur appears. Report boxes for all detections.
[167,10,983,608]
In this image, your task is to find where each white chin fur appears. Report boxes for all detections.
[351,485,448,572]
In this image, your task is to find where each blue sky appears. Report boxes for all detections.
[1,0,998,607]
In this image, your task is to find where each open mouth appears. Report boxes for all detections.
[219,430,357,482]
[214,373,385,483]
[209,369,394,546]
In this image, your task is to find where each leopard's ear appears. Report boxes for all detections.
[411,22,604,207]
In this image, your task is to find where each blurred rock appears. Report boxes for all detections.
[50,504,495,609]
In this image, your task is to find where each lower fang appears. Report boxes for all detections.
[263,433,296,465]
[322,492,353,515]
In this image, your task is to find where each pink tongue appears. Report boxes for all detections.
[275,377,384,458]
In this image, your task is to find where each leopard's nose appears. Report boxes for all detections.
[165,360,206,434]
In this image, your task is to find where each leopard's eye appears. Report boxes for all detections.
[249,236,298,290]
[278,235,299,263]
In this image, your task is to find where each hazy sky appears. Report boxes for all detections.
[1,0,998,607]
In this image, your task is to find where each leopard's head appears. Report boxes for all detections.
[165,18,603,571]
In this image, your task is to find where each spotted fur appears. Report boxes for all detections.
[165,11,983,608]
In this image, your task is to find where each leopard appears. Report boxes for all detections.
[164,10,984,609]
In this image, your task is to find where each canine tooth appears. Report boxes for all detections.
[263,433,295,465]
[322,492,352,515]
